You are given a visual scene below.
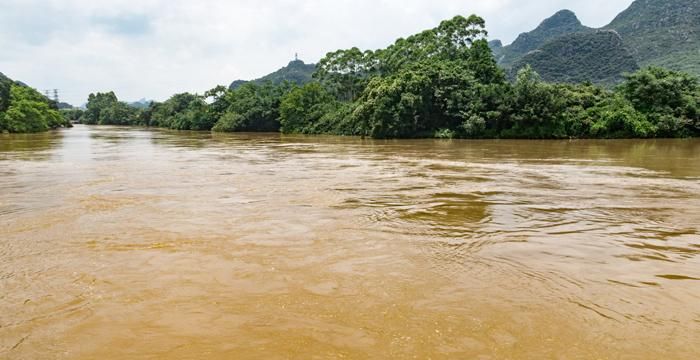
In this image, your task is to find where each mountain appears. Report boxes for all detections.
[491,1,700,84]
[494,10,591,67]
[488,40,502,50]
[511,30,639,85]
[603,0,700,76]
[229,59,316,90]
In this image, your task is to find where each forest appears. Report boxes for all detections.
[10,15,700,138]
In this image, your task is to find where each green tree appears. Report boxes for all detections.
[1,85,68,133]
[588,95,655,138]
[213,82,294,132]
[148,93,215,130]
[99,101,139,125]
[501,66,569,138]
[619,66,699,136]
[315,47,379,102]
[279,82,336,134]
[82,92,119,125]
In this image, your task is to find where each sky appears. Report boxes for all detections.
[0,0,635,105]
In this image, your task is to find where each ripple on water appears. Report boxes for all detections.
[1,128,700,358]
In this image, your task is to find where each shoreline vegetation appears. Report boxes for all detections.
[0,72,71,133]
[6,15,700,139]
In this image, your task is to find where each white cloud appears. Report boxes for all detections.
[0,0,634,105]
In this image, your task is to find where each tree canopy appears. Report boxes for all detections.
[1,76,71,133]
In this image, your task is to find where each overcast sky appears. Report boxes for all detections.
[0,0,635,105]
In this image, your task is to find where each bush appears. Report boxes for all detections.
[212,112,246,132]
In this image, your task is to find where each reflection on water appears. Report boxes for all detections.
[1,125,699,359]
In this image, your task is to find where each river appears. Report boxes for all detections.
[1,125,700,359]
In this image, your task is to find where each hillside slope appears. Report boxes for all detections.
[510,30,639,85]
[603,0,700,76]
[229,59,316,90]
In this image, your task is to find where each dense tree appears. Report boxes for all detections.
[147,93,214,130]
[314,48,379,102]
[619,67,699,136]
[82,92,119,125]
[211,82,293,132]
[1,85,69,133]
[279,82,337,134]
[61,108,84,123]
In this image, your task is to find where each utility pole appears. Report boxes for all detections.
[53,89,59,104]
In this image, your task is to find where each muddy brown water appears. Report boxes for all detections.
[1,125,700,359]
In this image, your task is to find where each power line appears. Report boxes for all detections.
[43,89,60,103]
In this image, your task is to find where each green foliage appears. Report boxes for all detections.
[212,82,293,132]
[99,101,140,126]
[148,93,215,130]
[279,82,337,134]
[1,85,69,133]
[499,67,569,138]
[378,15,489,74]
[78,82,292,133]
[315,47,378,102]
[434,128,456,139]
[82,92,118,125]
[211,112,246,132]
[353,59,494,138]
[619,67,700,136]
[587,95,655,138]
[61,108,84,123]
[80,92,145,126]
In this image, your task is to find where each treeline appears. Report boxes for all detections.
[78,15,700,139]
[1,72,71,133]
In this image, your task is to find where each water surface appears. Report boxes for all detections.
[1,125,700,359]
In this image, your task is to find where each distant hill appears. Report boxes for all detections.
[229,59,316,90]
[494,10,591,67]
[603,0,700,76]
[511,30,639,85]
[128,98,153,109]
